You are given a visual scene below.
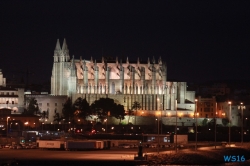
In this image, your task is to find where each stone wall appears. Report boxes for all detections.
[88,115,224,126]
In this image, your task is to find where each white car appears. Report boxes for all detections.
[4,144,11,148]
[149,144,157,148]
[123,144,130,148]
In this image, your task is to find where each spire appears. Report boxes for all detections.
[158,56,162,65]
[137,57,140,66]
[83,59,86,67]
[80,56,83,69]
[71,55,76,76]
[148,57,150,67]
[90,56,93,63]
[152,56,155,64]
[55,39,61,51]
[62,38,68,50]
[102,56,105,64]
[126,57,129,65]
[116,56,118,65]
[119,59,123,71]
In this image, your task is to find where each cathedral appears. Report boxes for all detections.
[51,39,196,123]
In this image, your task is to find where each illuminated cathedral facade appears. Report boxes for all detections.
[51,39,196,122]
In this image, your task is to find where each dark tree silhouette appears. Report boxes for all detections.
[91,98,125,122]
[62,98,74,123]
[24,97,39,115]
[91,98,115,121]
[72,97,91,122]
[132,101,141,125]
[53,111,62,124]
[112,104,126,124]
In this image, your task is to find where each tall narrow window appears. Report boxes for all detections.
[112,82,115,94]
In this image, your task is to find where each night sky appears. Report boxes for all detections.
[1,1,250,84]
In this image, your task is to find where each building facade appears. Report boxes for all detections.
[25,94,67,124]
[196,96,217,118]
[0,70,24,113]
[50,39,197,125]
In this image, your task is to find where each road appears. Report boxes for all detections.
[0,148,154,165]
[0,144,240,166]
[0,144,228,161]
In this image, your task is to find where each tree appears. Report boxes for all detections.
[132,101,141,125]
[53,111,62,124]
[202,118,208,126]
[222,118,229,126]
[24,97,39,115]
[72,97,91,122]
[127,109,134,125]
[91,98,125,123]
[62,98,74,123]
[91,98,116,121]
[111,104,125,124]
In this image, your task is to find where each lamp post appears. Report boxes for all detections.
[195,99,198,151]
[42,122,44,132]
[238,103,245,145]
[157,98,163,134]
[6,117,10,137]
[10,123,13,132]
[156,111,160,154]
[228,101,231,147]
[175,99,178,153]
[215,102,217,149]
[15,123,20,131]
[104,119,107,133]
[15,123,20,136]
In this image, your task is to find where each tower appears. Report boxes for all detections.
[51,38,71,95]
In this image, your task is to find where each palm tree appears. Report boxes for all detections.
[132,101,141,125]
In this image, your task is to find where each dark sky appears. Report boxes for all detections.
[1,1,250,84]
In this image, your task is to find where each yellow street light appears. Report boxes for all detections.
[195,99,198,151]
[238,102,245,145]
[228,101,232,146]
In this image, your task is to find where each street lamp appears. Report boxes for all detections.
[15,123,20,132]
[104,119,107,133]
[156,111,160,154]
[228,101,231,147]
[238,102,245,145]
[42,122,44,132]
[10,123,13,132]
[157,98,163,134]
[195,99,198,151]
[215,102,217,149]
[6,117,10,137]
[175,99,178,153]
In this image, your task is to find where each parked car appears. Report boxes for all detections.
[123,144,130,148]
[133,144,138,148]
[24,145,31,149]
[9,145,17,149]
[149,144,157,148]
[16,145,23,149]
[4,144,11,148]
[118,144,130,148]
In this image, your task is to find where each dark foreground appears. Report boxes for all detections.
[1,159,147,166]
